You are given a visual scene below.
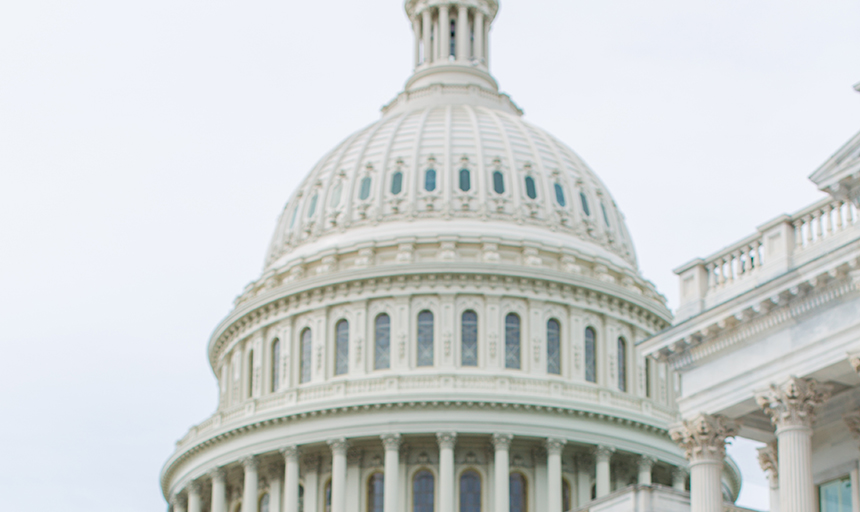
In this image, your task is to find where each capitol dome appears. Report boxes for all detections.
[162,2,742,512]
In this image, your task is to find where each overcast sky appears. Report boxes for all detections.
[1,1,858,511]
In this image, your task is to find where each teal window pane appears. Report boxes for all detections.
[585,327,596,383]
[525,176,537,199]
[554,183,566,206]
[307,194,318,217]
[375,314,390,370]
[300,329,312,383]
[505,314,521,369]
[335,320,349,375]
[493,171,505,194]
[359,177,372,200]
[547,319,561,375]
[391,172,403,195]
[580,192,590,216]
[417,311,434,366]
[459,168,471,191]
[461,311,478,366]
[425,169,437,191]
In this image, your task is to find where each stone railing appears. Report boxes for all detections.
[674,196,860,321]
[174,373,677,450]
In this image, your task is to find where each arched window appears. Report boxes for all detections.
[554,183,566,206]
[368,473,384,512]
[300,328,312,383]
[585,327,596,383]
[461,311,478,367]
[335,320,349,376]
[562,480,571,512]
[524,176,537,199]
[271,339,281,392]
[359,176,372,200]
[601,202,610,226]
[299,485,305,512]
[307,194,318,217]
[417,310,434,367]
[505,313,521,369]
[330,183,342,207]
[325,479,332,512]
[247,350,254,398]
[547,319,561,375]
[617,337,627,392]
[413,470,435,512]
[580,192,591,216]
[375,314,391,370]
[289,206,299,228]
[493,171,505,194]
[510,473,527,512]
[459,169,471,191]
[460,471,481,512]
[449,19,457,57]
[392,171,403,195]
[260,493,271,512]
[425,169,437,192]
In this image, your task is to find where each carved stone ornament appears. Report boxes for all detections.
[755,377,832,429]
[669,413,740,461]
[436,432,458,450]
[757,442,778,477]
[492,433,513,450]
[844,410,860,439]
[638,455,656,472]
[208,467,226,482]
[381,433,402,451]
[594,445,615,460]
[328,437,349,454]
[241,456,259,471]
[281,445,300,461]
[849,352,860,374]
[545,438,566,456]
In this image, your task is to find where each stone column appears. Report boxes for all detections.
[546,438,566,512]
[437,432,457,512]
[845,411,860,512]
[266,465,283,512]
[493,433,514,512]
[210,468,227,512]
[575,453,592,507]
[412,17,421,67]
[670,414,739,512]
[282,446,300,512]
[302,456,320,512]
[242,457,260,512]
[421,9,433,64]
[187,482,202,512]
[637,456,655,486]
[329,438,349,512]
[757,377,831,512]
[671,468,687,491]
[473,10,484,64]
[456,5,470,61]
[172,494,187,512]
[594,446,614,498]
[757,443,779,512]
[438,5,450,61]
[381,434,402,512]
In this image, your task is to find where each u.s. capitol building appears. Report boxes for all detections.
[160,1,748,511]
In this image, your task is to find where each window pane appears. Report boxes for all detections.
[330,183,342,207]
[510,473,527,512]
[525,176,537,199]
[460,169,471,191]
[601,202,610,226]
[289,207,298,228]
[375,314,391,370]
[493,171,505,194]
[505,314,521,369]
[247,350,254,398]
[414,471,435,512]
[425,169,437,192]
[392,172,403,195]
[308,194,318,217]
[580,192,591,216]
[417,311,434,367]
[336,320,349,376]
[359,177,372,200]
[618,338,627,392]
[325,481,332,512]
[460,471,481,512]
[585,327,596,383]
[645,359,651,398]
[547,320,561,375]
[301,329,312,383]
[462,311,478,367]
[260,494,270,512]
[554,183,566,206]
[369,473,384,512]
[271,339,280,392]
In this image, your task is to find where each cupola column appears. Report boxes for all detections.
[456,5,470,61]
[473,10,484,65]
[757,377,831,512]
[672,468,687,491]
[546,438,566,512]
[172,494,187,512]
[210,468,227,512]
[637,456,655,486]
[381,434,402,512]
[422,9,433,65]
[594,446,614,498]
[670,414,739,512]
[439,5,450,62]
[187,482,202,512]
[242,457,260,512]
[328,438,349,512]
[493,433,513,512]
[413,17,421,67]
[575,453,592,507]
[282,446,300,512]
[757,443,779,512]
[437,432,457,512]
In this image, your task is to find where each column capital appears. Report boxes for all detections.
[669,413,739,461]
[756,442,778,477]
[328,437,350,455]
[545,438,566,456]
[381,433,403,451]
[171,493,188,507]
[436,432,458,450]
[638,455,656,472]
[593,445,615,461]
[492,433,513,451]
[281,445,300,461]
[187,481,202,496]
[241,456,259,471]
[844,410,860,439]
[848,351,860,374]
[208,466,226,482]
[756,376,832,430]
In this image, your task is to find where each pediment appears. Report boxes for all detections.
[809,129,860,196]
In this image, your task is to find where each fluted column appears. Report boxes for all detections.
[412,17,421,67]
[437,432,457,512]
[438,5,450,61]
[172,494,187,512]
[670,414,739,512]
[637,456,655,486]
[546,438,566,512]
[421,9,433,64]
[381,434,402,512]
[303,456,320,512]
[757,443,779,512]
[210,468,227,512]
[473,10,484,64]
[329,438,349,512]
[187,482,202,512]
[456,5,470,61]
[282,446,300,512]
[493,433,513,512]
[594,445,614,498]
[757,377,832,512]
[575,453,591,507]
[242,457,260,512]
[671,468,687,491]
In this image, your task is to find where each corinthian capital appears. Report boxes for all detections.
[849,352,860,374]
[381,433,402,451]
[756,442,778,478]
[756,377,832,429]
[669,413,739,461]
[436,432,458,450]
[492,433,513,451]
[844,410,860,439]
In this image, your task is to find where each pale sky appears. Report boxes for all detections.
[1,1,858,510]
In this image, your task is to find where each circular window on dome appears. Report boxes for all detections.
[524,176,537,199]
[425,169,437,192]
[554,183,566,207]
[580,192,591,217]
[391,171,403,195]
[359,177,372,200]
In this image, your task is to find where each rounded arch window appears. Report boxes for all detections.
[417,310,434,367]
[391,172,403,195]
[307,194,318,217]
[425,169,437,192]
[368,472,384,512]
[584,327,597,383]
[329,183,342,207]
[617,337,628,392]
[300,328,312,383]
[246,349,254,398]
[510,472,528,512]
[359,176,372,200]
[271,339,281,392]
[375,314,391,370]
[260,493,271,512]
[547,319,561,375]
[601,202,610,226]
[579,192,591,216]
[461,310,478,367]
[554,183,566,206]
[493,171,505,194]
[524,176,537,199]
[460,470,481,512]
[335,319,349,376]
[413,470,435,512]
[289,206,299,228]
[505,313,521,369]
[459,168,471,191]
